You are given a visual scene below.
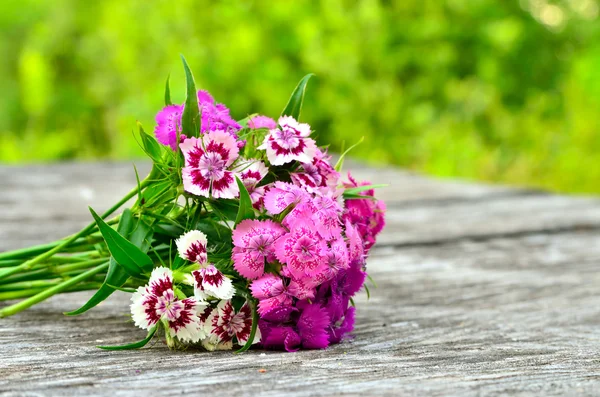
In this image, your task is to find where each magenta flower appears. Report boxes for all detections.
[259,302,330,351]
[328,305,356,344]
[258,116,317,166]
[232,219,286,280]
[154,104,184,150]
[188,264,235,300]
[180,130,240,199]
[130,267,206,343]
[274,223,328,280]
[343,173,386,251]
[175,230,208,264]
[197,90,242,136]
[248,115,277,129]
[203,300,260,350]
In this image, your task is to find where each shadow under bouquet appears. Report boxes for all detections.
[0,57,385,352]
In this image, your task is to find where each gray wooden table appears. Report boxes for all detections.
[1,162,600,396]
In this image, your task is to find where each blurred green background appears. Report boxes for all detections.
[1,0,599,193]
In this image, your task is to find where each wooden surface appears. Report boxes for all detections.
[1,161,600,396]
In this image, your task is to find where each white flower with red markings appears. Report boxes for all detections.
[258,116,317,166]
[236,159,269,209]
[180,130,240,199]
[202,300,260,351]
[175,230,208,264]
[130,267,206,343]
[188,264,235,300]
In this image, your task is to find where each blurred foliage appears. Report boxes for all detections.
[1,0,600,193]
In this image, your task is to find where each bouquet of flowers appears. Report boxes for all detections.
[0,57,385,352]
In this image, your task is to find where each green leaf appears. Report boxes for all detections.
[335,136,364,172]
[97,327,157,350]
[164,74,172,106]
[89,207,153,277]
[65,209,137,316]
[180,55,200,137]
[281,73,314,120]
[138,122,163,163]
[235,176,255,225]
[235,303,258,353]
[343,184,388,197]
[210,199,239,222]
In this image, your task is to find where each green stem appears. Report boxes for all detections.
[0,180,149,281]
[0,219,118,261]
[0,262,109,317]
[0,283,103,300]
[0,257,109,286]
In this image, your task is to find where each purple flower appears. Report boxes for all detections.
[154,105,184,150]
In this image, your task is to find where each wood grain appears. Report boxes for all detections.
[1,162,599,396]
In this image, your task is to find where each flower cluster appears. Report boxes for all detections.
[0,62,385,354]
[126,88,385,351]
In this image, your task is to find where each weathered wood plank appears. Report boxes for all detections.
[1,162,600,396]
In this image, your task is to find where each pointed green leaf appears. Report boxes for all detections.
[138,123,163,163]
[89,207,153,277]
[235,177,255,225]
[335,137,364,172]
[65,209,137,316]
[343,184,388,197]
[180,55,200,137]
[97,327,157,350]
[281,73,314,120]
[164,74,172,106]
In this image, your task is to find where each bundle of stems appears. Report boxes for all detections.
[0,184,145,318]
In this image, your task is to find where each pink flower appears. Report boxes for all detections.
[235,159,269,209]
[175,230,208,264]
[180,131,240,199]
[248,115,277,129]
[274,223,328,280]
[250,274,292,315]
[154,105,184,150]
[250,274,316,316]
[263,182,308,216]
[258,116,317,166]
[188,264,235,300]
[203,300,260,350]
[316,238,350,283]
[296,303,331,349]
[232,219,286,280]
[130,267,206,343]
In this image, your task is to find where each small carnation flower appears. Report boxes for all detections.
[291,149,340,194]
[258,116,317,166]
[131,267,206,343]
[154,104,184,150]
[176,230,208,264]
[180,131,240,199]
[248,115,277,129]
[263,182,308,216]
[188,264,235,300]
[250,274,293,315]
[202,300,260,350]
[235,159,269,209]
[274,223,328,280]
[232,219,286,280]
[198,90,242,136]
